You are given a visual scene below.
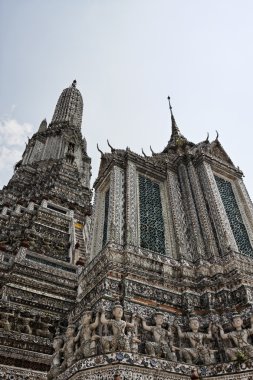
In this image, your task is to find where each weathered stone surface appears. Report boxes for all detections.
[1,85,253,379]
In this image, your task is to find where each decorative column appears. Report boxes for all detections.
[125,161,139,247]
[197,161,237,254]
[107,166,125,245]
[178,161,206,261]
[187,160,219,259]
[88,191,105,259]
[167,169,193,260]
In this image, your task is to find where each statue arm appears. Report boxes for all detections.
[126,313,137,328]
[90,313,100,329]
[177,325,185,339]
[167,326,172,337]
[142,320,152,332]
[100,312,111,325]
[217,324,228,340]
[74,329,81,343]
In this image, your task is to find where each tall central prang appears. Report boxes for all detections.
[0,80,91,264]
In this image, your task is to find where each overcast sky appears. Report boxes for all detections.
[0,0,253,199]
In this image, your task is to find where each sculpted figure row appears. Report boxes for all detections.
[0,310,52,338]
[47,305,253,379]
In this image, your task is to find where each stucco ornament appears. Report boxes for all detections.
[100,303,138,353]
[176,316,215,365]
[142,312,177,360]
[75,310,100,359]
[218,313,253,361]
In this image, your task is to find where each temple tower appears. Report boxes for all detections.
[0,80,91,264]
[61,98,253,379]
[1,88,253,380]
[0,82,91,379]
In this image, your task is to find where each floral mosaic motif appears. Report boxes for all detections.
[102,189,110,247]
[139,175,165,254]
[215,176,253,256]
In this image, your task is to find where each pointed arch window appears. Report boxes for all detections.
[215,175,253,256]
[139,175,165,254]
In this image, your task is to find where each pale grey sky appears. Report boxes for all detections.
[0,0,253,198]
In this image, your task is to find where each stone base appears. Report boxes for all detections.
[55,352,253,379]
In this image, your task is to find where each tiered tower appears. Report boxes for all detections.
[0,82,91,379]
[1,87,253,380]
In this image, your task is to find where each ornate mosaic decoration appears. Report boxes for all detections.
[2,84,253,380]
[215,175,253,256]
[138,175,165,254]
[102,189,110,247]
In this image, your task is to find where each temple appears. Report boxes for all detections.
[1,82,253,379]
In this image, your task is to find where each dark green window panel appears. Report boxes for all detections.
[102,189,110,247]
[139,175,166,254]
[215,176,253,256]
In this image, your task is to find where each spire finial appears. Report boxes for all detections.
[167,95,181,138]
[168,96,173,117]
[72,80,77,88]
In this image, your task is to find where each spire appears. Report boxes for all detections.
[38,118,47,132]
[168,96,181,138]
[161,97,188,153]
[51,80,83,129]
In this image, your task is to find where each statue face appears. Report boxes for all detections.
[154,314,164,325]
[113,306,123,319]
[189,319,199,331]
[82,312,92,324]
[232,317,243,329]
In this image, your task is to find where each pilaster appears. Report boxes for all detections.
[178,161,206,261]
[125,161,139,247]
[107,165,125,245]
[197,161,237,254]
[166,170,192,260]
[188,160,219,259]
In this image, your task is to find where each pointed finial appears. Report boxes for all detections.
[107,139,115,153]
[150,145,156,155]
[96,143,104,156]
[141,148,147,158]
[168,96,173,117]
[72,80,77,88]
[205,132,209,143]
[215,130,219,140]
[167,95,181,138]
